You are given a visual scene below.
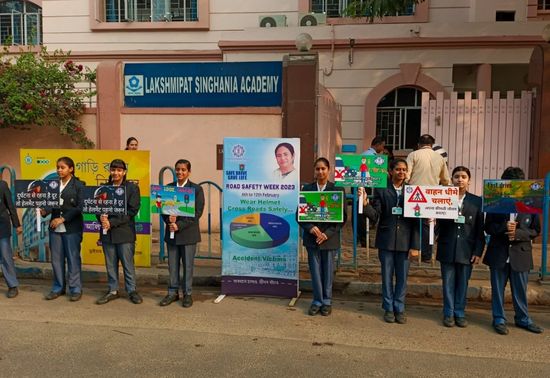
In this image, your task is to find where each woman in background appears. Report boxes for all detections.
[125,137,138,150]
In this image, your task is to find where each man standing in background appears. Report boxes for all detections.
[406,134,450,262]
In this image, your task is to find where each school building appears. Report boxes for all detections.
[1,0,550,195]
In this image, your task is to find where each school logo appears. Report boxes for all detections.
[232,144,245,158]
[125,75,144,96]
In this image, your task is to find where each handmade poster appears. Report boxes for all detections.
[82,185,126,215]
[404,185,459,219]
[298,191,344,223]
[150,185,195,217]
[14,180,60,209]
[20,149,151,266]
[222,138,300,297]
[483,179,544,214]
[334,154,388,188]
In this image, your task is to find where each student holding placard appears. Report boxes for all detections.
[484,167,543,335]
[96,159,143,305]
[159,159,205,308]
[362,158,419,324]
[40,157,85,302]
[0,179,22,298]
[300,157,347,317]
[436,166,484,328]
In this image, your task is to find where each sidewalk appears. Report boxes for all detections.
[7,230,550,305]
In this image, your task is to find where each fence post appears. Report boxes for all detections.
[541,172,550,280]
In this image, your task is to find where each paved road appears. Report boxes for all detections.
[0,281,549,377]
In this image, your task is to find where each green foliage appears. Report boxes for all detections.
[343,0,425,20]
[0,47,96,148]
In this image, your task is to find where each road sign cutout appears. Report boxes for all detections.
[408,186,428,203]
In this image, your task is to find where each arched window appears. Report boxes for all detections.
[0,1,41,45]
[376,86,423,151]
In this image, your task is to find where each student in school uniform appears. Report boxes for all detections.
[96,159,143,305]
[159,159,205,308]
[363,158,419,324]
[0,179,22,298]
[484,166,543,335]
[299,157,347,317]
[436,166,485,328]
[41,157,85,302]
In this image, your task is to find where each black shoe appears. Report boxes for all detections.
[45,290,65,300]
[443,316,455,327]
[70,292,82,302]
[160,293,179,307]
[515,323,544,334]
[421,258,432,263]
[455,317,468,328]
[7,287,18,298]
[383,311,395,323]
[494,323,509,335]
[308,304,321,316]
[96,291,119,305]
[320,305,332,316]
[395,312,407,324]
[182,294,193,308]
[129,291,143,304]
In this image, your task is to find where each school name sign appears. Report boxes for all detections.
[124,62,282,108]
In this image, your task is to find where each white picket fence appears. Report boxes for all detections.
[421,91,532,195]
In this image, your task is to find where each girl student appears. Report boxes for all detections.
[299,157,346,316]
[41,157,85,301]
[362,158,419,324]
[159,159,205,308]
[436,166,484,328]
[96,159,143,305]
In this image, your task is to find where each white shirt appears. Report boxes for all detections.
[54,177,71,233]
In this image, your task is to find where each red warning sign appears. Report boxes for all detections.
[407,186,427,203]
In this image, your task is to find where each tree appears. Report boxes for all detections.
[344,0,426,21]
[0,47,96,148]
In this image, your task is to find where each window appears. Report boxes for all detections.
[376,87,423,151]
[0,1,41,45]
[539,0,550,10]
[104,0,198,22]
[495,11,515,22]
[311,0,415,18]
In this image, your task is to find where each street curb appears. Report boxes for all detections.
[9,263,550,305]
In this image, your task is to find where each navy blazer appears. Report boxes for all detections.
[299,181,347,250]
[0,180,20,239]
[483,213,540,272]
[45,177,84,234]
[98,181,141,244]
[436,192,485,265]
[364,180,419,252]
[162,180,205,245]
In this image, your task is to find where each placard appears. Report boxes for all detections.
[334,154,388,188]
[483,179,544,214]
[222,138,300,298]
[82,185,126,215]
[151,185,195,217]
[298,191,344,223]
[404,185,459,219]
[14,180,60,208]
